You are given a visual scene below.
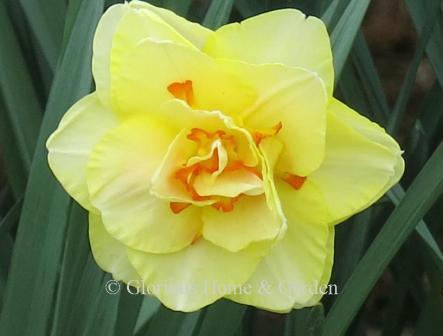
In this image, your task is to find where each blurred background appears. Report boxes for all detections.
[0,0,442,335]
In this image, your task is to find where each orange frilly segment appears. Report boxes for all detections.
[169,123,264,213]
[251,121,283,146]
[282,173,307,190]
[168,80,195,106]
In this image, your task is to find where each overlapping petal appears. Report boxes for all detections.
[129,0,211,48]
[93,1,210,105]
[89,213,141,283]
[298,226,335,308]
[151,110,259,204]
[127,238,265,312]
[204,9,334,95]
[218,60,328,176]
[86,116,202,253]
[92,4,128,106]
[307,99,404,224]
[46,93,118,210]
[227,180,331,311]
[202,195,281,252]
[110,37,255,118]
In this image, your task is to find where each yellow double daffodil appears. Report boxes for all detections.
[46,1,404,312]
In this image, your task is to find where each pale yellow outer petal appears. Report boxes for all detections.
[202,195,281,252]
[111,38,254,118]
[127,238,266,312]
[87,116,202,253]
[309,99,405,224]
[227,180,331,312]
[295,226,335,308]
[218,60,328,176]
[89,213,141,284]
[92,4,128,106]
[46,93,118,211]
[129,1,212,49]
[93,1,210,105]
[204,9,334,95]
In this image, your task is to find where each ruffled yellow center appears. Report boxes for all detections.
[170,127,261,213]
[162,79,307,214]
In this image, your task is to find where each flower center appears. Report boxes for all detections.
[170,127,261,214]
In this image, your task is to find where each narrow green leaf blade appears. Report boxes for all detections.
[329,0,370,81]
[163,0,193,16]
[406,0,443,90]
[18,0,66,70]
[387,0,441,135]
[0,0,103,334]
[284,305,325,336]
[203,0,234,29]
[197,300,246,336]
[0,1,42,196]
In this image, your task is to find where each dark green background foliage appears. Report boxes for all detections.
[0,0,442,335]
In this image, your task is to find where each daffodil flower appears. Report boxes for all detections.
[46,1,404,312]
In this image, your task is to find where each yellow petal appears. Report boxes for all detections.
[296,226,335,308]
[202,195,281,252]
[219,60,328,176]
[194,169,263,198]
[151,110,259,205]
[129,1,211,49]
[227,180,331,311]
[94,1,207,105]
[87,116,202,253]
[110,38,254,118]
[89,213,141,284]
[46,93,118,211]
[257,137,287,240]
[204,9,334,95]
[309,99,404,224]
[127,238,265,312]
[92,4,128,106]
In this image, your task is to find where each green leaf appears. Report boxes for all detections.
[196,300,246,336]
[163,0,193,16]
[350,32,390,124]
[419,83,443,149]
[321,0,350,30]
[0,198,22,237]
[322,142,443,335]
[406,0,443,90]
[284,305,325,336]
[113,290,143,336]
[235,0,265,18]
[49,203,122,336]
[0,1,42,197]
[134,297,162,334]
[414,270,443,335]
[0,199,20,307]
[203,0,234,29]
[143,306,196,336]
[332,208,372,288]
[387,0,441,135]
[0,0,104,334]
[18,0,66,70]
[388,185,443,275]
[328,0,371,82]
